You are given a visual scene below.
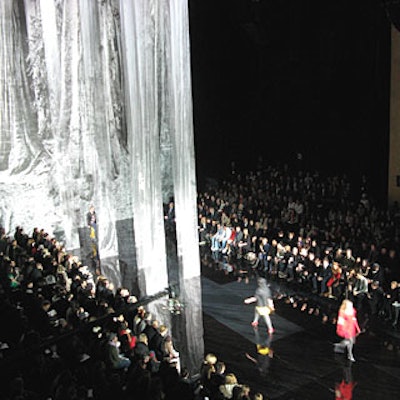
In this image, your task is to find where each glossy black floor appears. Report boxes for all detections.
[201,253,400,400]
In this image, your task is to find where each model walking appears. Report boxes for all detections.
[334,299,361,362]
[244,277,275,334]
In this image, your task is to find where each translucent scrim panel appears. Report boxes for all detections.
[120,0,169,297]
[0,1,126,268]
[0,0,203,371]
[120,0,203,370]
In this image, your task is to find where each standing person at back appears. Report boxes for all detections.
[86,204,100,274]
[86,204,97,239]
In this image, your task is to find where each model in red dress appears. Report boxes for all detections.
[334,299,361,362]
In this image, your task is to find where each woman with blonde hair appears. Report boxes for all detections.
[219,373,240,399]
[334,299,361,362]
[163,332,181,373]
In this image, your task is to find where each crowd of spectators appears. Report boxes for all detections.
[0,225,201,400]
[199,352,265,400]
[2,161,400,399]
[197,163,400,332]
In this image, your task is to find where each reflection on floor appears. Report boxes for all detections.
[201,263,400,400]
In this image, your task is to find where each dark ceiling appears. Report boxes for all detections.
[189,0,391,196]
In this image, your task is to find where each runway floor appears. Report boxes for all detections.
[201,262,400,400]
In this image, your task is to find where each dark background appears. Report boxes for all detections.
[189,0,393,202]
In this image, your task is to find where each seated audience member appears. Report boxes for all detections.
[134,332,151,362]
[233,384,251,400]
[219,373,240,399]
[211,223,225,252]
[200,353,218,396]
[164,333,180,364]
[105,332,131,370]
[326,261,342,299]
[368,280,385,318]
[220,225,233,254]
[159,324,181,373]
[165,367,197,400]
[208,361,227,399]
[352,270,369,314]
[133,305,147,335]
[143,318,160,348]
[124,353,153,399]
[115,314,136,355]
[367,262,385,288]
[384,280,400,328]
[199,216,211,245]
[232,226,244,256]
[238,228,252,259]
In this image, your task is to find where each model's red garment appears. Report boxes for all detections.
[335,380,356,400]
[336,308,361,339]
